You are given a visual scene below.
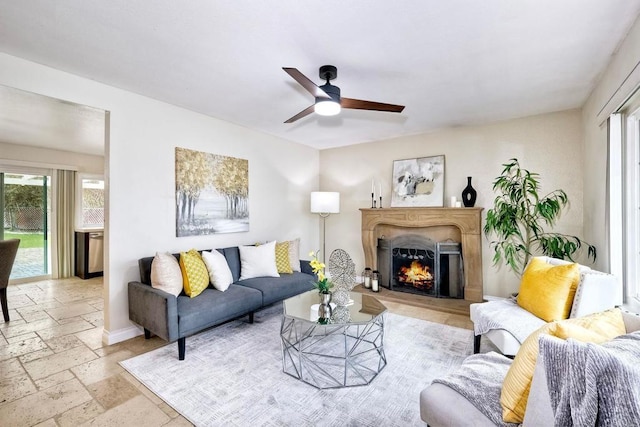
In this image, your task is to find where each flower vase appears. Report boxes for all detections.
[317,292,333,322]
[462,176,477,207]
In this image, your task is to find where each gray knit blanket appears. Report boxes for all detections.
[540,332,640,426]
[473,299,546,343]
[432,352,519,427]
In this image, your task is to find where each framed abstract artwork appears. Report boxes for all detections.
[391,155,445,207]
[175,147,249,236]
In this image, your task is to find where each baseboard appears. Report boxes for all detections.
[102,324,143,346]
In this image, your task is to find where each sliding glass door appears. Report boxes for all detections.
[1,169,52,280]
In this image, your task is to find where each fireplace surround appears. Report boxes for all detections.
[360,207,483,303]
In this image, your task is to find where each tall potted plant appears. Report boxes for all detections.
[484,158,596,276]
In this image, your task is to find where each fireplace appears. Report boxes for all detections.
[360,207,483,303]
[377,236,464,298]
[395,249,435,292]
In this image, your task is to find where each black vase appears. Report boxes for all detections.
[462,176,477,207]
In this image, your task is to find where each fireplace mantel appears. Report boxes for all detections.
[360,207,484,302]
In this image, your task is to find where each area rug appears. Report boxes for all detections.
[120,305,475,426]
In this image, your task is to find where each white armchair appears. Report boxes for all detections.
[470,256,621,356]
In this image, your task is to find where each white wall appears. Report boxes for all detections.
[0,141,104,174]
[0,53,320,344]
[582,15,640,273]
[320,109,585,297]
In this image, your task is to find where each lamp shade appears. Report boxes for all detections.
[310,192,340,214]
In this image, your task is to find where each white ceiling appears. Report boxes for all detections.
[1,0,639,155]
[0,84,105,156]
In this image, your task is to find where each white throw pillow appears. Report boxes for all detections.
[239,240,280,280]
[288,238,301,272]
[150,252,183,296]
[201,250,233,292]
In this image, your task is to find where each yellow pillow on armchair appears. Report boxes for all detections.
[516,257,580,322]
[500,308,626,423]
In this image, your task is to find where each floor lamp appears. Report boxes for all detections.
[310,192,340,262]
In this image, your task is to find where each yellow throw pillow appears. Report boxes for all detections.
[517,258,580,322]
[275,241,293,274]
[500,308,626,423]
[179,249,209,298]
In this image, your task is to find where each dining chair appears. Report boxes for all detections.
[0,239,20,322]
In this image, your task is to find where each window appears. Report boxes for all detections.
[624,109,640,301]
[610,96,640,303]
[77,175,104,229]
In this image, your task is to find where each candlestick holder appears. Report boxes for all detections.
[373,200,377,208]
[379,196,382,208]
[371,192,375,208]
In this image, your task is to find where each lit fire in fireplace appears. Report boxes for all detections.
[398,260,433,290]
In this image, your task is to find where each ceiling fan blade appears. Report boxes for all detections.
[341,97,405,113]
[284,105,315,123]
[283,67,331,99]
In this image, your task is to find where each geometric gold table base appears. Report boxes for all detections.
[280,314,386,389]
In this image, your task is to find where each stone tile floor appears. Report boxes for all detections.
[1,277,473,426]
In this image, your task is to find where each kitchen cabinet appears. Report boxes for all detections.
[75,230,104,279]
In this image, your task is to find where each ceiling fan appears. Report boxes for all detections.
[282,65,405,123]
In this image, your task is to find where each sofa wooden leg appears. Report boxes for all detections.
[178,337,186,360]
[249,312,254,324]
[143,328,151,339]
[474,334,481,354]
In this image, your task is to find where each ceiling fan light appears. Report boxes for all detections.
[314,100,341,116]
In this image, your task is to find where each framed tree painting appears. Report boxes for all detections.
[175,147,249,236]
[391,155,445,207]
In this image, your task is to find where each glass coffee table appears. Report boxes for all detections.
[280,290,387,389]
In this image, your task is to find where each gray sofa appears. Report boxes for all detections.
[420,311,640,426]
[128,246,315,360]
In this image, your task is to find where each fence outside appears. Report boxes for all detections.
[4,207,44,231]
[4,207,104,231]
[83,208,104,227]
